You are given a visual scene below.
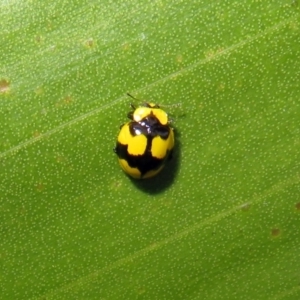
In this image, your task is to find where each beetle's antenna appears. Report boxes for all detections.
[126,93,141,102]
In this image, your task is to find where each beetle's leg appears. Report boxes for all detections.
[127,112,134,120]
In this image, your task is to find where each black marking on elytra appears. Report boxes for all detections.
[115,122,172,177]
[115,110,173,177]
[168,148,173,160]
[115,142,168,176]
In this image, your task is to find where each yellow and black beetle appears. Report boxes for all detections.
[114,94,174,179]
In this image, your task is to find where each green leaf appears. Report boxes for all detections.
[1,0,299,299]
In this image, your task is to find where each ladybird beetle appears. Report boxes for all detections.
[114,94,174,179]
